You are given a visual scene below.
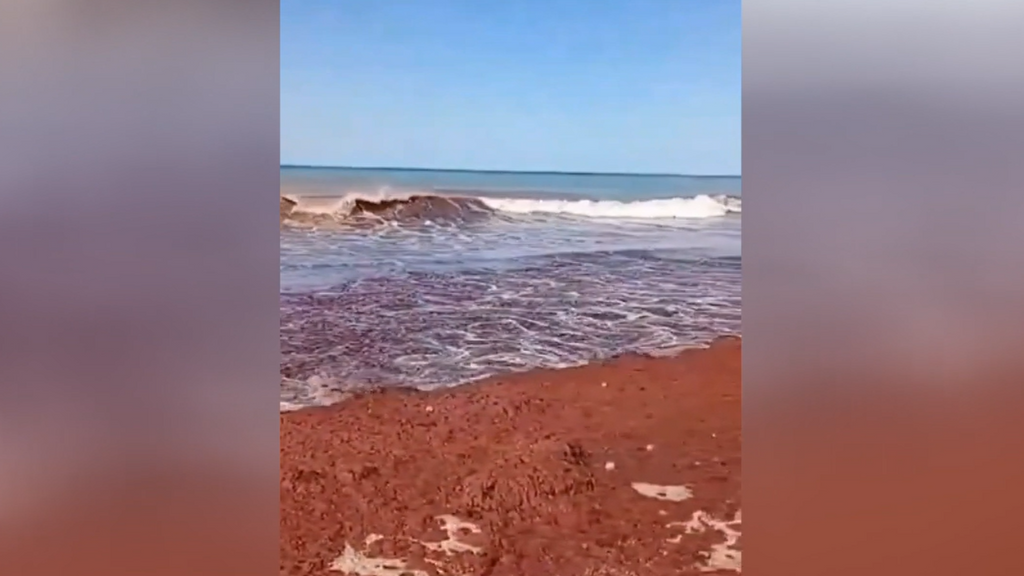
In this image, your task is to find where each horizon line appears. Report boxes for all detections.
[281,164,741,179]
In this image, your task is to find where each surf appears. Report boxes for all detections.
[281,190,740,226]
[479,194,740,219]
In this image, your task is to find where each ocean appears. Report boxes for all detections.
[280,166,741,411]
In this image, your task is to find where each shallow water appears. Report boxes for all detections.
[280,167,741,410]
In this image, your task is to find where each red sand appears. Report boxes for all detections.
[281,337,741,575]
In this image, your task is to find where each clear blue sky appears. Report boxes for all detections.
[281,0,741,175]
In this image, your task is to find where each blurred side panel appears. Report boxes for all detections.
[0,1,280,575]
[744,1,1024,575]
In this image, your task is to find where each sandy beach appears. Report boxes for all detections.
[280,336,741,575]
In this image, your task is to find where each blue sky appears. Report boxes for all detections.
[281,0,741,175]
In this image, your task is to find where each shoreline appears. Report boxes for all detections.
[281,336,741,575]
[280,335,739,413]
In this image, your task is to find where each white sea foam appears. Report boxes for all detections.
[284,190,740,220]
[329,543,426,576]
[479,194,740,219]
[279,251,741,410]
[668,510,742,572]
[630,482,694,502]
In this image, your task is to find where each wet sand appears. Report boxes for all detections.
[280,336,741,575]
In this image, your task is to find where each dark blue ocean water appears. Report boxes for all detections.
[281,165,741,201]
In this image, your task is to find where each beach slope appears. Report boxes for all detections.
[281,337,741,575]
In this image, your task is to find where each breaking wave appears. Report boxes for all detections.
[280,190,740,226]
[480,194,740,219]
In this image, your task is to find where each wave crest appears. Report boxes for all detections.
[281,192,491,225]
[281,190,740,226]
[480,194,740,219]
